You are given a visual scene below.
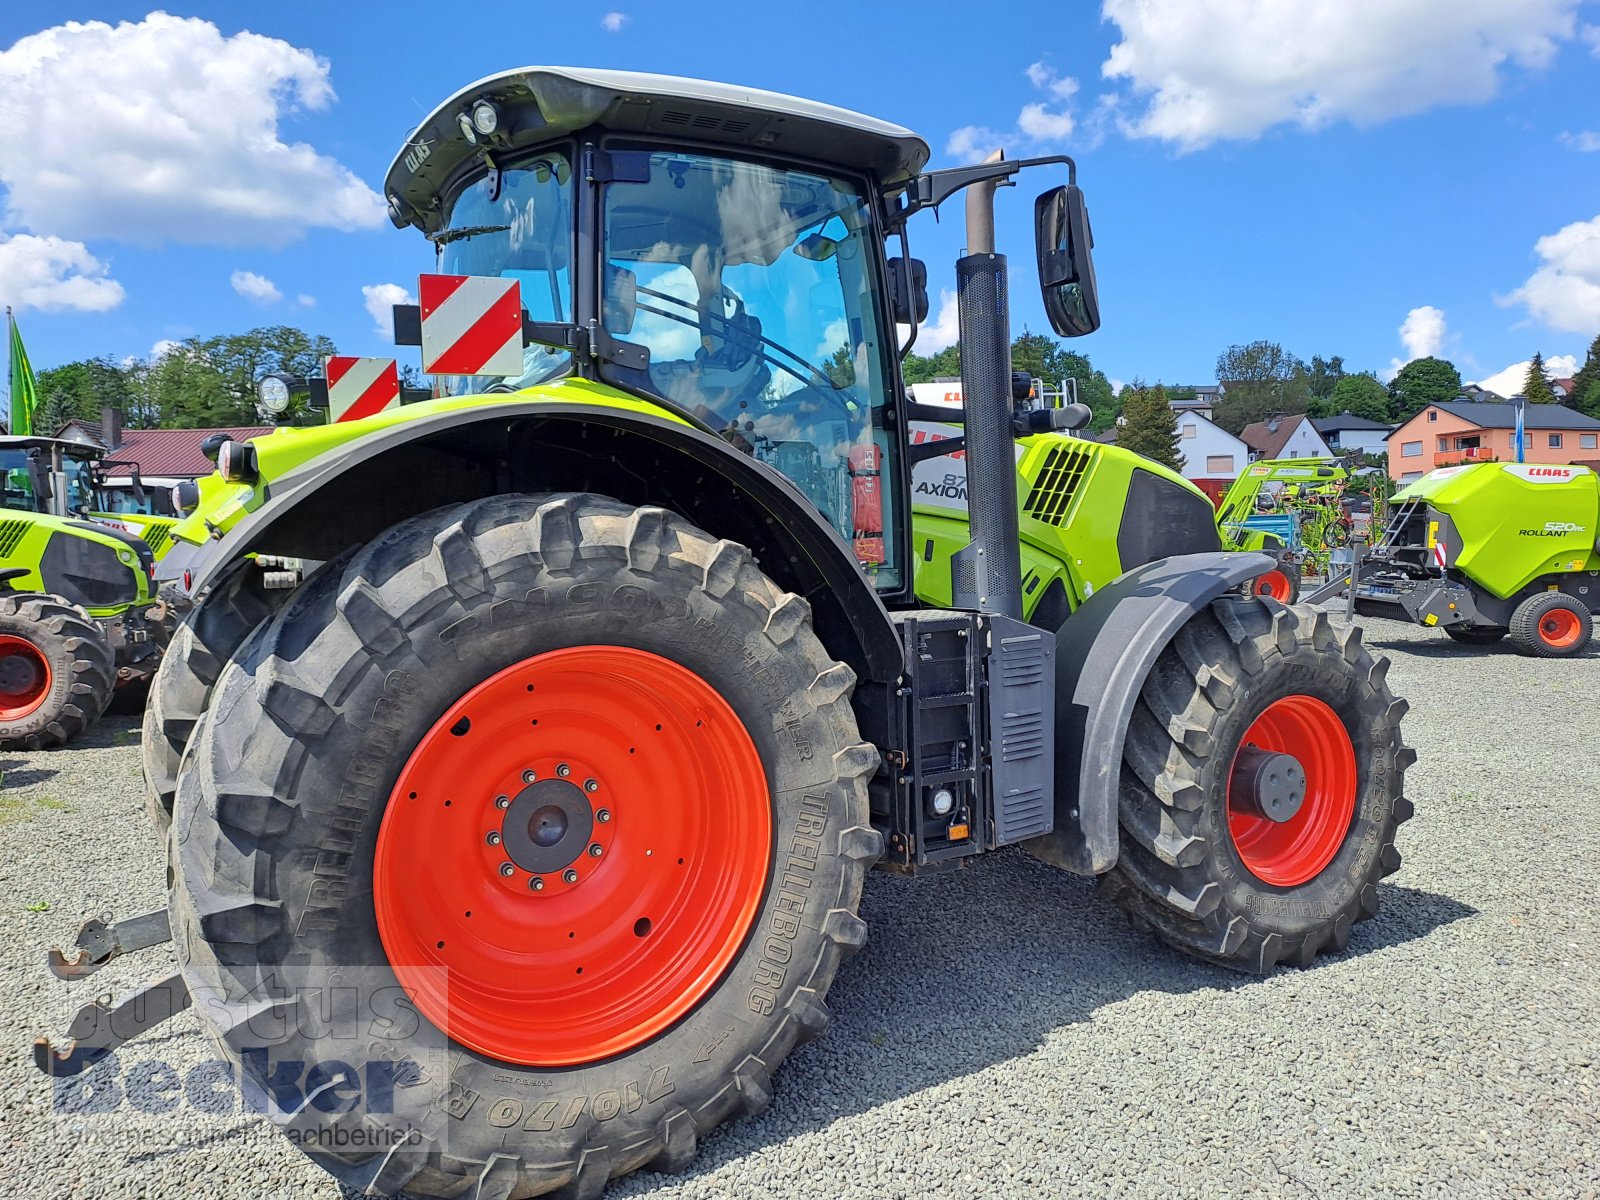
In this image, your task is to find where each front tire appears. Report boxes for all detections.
[0,594,114,749]
[1103,598,1413,972]
[170,493,880,1199]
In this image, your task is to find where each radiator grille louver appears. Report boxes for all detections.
[1022,444,1094,526]
[0,519,28,558]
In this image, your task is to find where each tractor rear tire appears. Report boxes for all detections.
[1102,597,1413,973]
[1443,624,1508,646]
[1250,561,1301,604]
[169,493,880,1199]
[0,594,115,750]
[1508,592,1592,658]
[141,562,283,833]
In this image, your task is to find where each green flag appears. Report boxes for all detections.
[8,312,37,436]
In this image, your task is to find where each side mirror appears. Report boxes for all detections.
[1035,185,1100,337]
[26,452,52,506]
[130,466,147,506]
[887,257,929,326]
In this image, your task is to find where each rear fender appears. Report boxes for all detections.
[157,401,904,683]
[1025,551,1272,875]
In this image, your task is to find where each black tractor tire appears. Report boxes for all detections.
[169,493,880,1199]
[1508,592,1593,658]
[1102,597,1413,973]
[1443,624,1508,646]
[0,593,115,750]
[141,562,283,833]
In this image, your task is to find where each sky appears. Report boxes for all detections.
[1,1,1598,400]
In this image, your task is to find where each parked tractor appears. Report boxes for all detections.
[0,435,171,747]
[1354,460,1598,656]
[1215,459,1353,602]
[34,68,1413,1199]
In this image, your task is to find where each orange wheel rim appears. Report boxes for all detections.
[1226,695,1356,887]
[374,646,771,1067]
[1254,570,1292,601]
[0,635,51,721]
[1539,607,1582,649]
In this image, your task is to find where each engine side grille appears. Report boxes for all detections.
[1022,443,1094,526]
[0,519,28,558]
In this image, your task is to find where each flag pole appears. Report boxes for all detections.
[4,306,12,434]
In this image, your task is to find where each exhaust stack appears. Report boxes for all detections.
[951,152,1023,619]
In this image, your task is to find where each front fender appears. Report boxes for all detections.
[1025,551,1272,875]
[159,400,904,683]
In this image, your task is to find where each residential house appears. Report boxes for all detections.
[1238,413,1334,462]
[1310,412,1393,457]
[1386,399,1600,481]
[1458,383,1502,402]
[1552,377,1579,403]
[1170,409,1250,503]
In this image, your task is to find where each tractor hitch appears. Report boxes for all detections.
[47,908,173,980]
[33,971,192,1077]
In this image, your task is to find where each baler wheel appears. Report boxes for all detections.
[1509,592,1592,658]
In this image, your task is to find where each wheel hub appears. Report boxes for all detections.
[0,635,50,720]
[498,776,601,881]
[0,649,42,695]
[1229,746,1307,824]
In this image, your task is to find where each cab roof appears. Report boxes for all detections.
[0,436,101,458]
[383,66,931,235]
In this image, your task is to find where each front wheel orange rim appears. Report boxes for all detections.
[1539,607,1583,649]
[374,646,772,1067]
[1254,570,1293,602]
[0,635,51,721]
[1227,695,1357,887]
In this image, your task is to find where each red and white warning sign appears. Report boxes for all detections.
[1434,541,1448,568]
[325,356,401,422]
[418,274,524,376]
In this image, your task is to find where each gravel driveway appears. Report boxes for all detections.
[2,611,1596,1199]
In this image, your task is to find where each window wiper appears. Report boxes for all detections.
[428,224,512,246]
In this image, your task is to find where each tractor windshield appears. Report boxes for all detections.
[0,450,41,513]
[435,150,575,397]
[601,150,900,583]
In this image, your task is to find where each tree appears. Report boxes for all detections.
[1328,373,1392,423]
[901,343,960,385]
[902,329,1120,429]
[1305,354,1347,402]
[32,356,137,434]
[1522,352,1558,404]
[1116,382,1184,472]
[1571,334,1600,418]
[1387,356,1461,419]
[1212,341,1311,433]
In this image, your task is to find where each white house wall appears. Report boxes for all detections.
[1175,416,1249,479]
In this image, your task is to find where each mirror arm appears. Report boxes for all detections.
[908,436,966,465]
[886,153,1077,227]
[903,402,966,425]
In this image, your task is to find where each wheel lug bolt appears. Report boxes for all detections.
[562,868,579,884]
[495,795,510,810]
[499,862,515,877]
[584,778,599,793]
[530,877,545,892]
[557,764,571,778]
[588,843,603,858]
[486,832,502,846]
[522,770,537,784]
[596,809,612,823]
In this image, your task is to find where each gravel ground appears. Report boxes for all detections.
[2,609,1597,1200]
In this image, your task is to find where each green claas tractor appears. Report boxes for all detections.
[0,436,170,747]
[1215,459,1352,602]
[33,68,1413,1199]
[1357,460,1598,656]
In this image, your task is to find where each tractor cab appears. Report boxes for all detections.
[384,67,1097,595]
[0,436,109,518]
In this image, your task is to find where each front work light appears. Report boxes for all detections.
[471,100,500,136]
[256,374,291,415]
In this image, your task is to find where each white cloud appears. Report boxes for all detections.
[1583,23,1600,53]
[1559,130,1600,152]
[1400,306,1448,360]
[1473,354,1580,397]
[601,12,629,32]
[0,232,124,313]
[149,339,181,361]
[0,13,384,245]
[362,282,416,340]
[297,293,316,308]
[231,270,282,305]
[1102,0,1581,150]
[945,60,1081,162]
[917,289,961,353]
[1504,215,1600,333]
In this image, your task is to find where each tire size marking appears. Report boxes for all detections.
[749,793,829,1017]
[485,1067,674,1131]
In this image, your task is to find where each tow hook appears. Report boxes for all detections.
[34,972,192,1077]
[47,909,172,980]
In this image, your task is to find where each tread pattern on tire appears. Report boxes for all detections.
[170,493,880,1199]
[141,563,283,833]
[0,592,115,749]
[1102,597,1413,974]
